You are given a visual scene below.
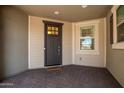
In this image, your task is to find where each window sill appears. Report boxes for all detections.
[76,50,99,55]
[112,42,124,49]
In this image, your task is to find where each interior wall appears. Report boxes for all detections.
[0,6,28,79]
[29,16,72,69]
[106,11,124,87]
[73,18,106,67]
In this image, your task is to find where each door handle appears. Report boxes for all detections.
[43,48,45,51]
[57,49,60,55]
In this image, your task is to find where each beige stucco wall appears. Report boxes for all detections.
[29,16,72,69]
[0,6,28,78]
[106,11,124,87]
[73,18,106,67]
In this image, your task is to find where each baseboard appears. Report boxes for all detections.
[72,64,106,69]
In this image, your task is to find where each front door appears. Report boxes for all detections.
[43,21,63,66]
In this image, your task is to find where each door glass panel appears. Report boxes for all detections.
[55,31,58,35]
[55,27,58,31]
[48,26,59,36]
[48,31,52,35]
[52,27,55,30]
[47,26,52,35]
[48,26,51,30]
[51,31,54,35]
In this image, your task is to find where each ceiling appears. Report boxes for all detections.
[14,5,112,22]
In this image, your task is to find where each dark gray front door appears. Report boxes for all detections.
[43,21,63,66]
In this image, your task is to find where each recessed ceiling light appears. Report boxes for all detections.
[54,11,59,15]
[81,5,88,8]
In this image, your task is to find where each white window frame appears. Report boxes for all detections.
[112,5,124,49]
[75,20,100,55]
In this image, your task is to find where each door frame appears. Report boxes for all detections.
[43,20,63,67]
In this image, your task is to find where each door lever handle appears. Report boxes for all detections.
[57,49,60,55]
[43,48,45,50]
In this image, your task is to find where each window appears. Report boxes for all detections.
[117,6,124,42]
[111,5,124,49]
[80,25,95,50]
[75,20,99,55]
